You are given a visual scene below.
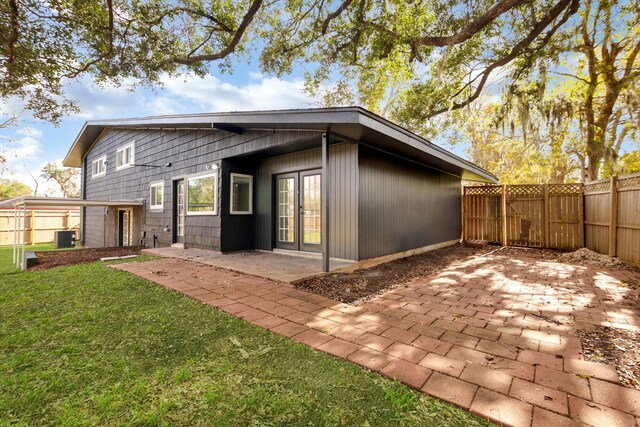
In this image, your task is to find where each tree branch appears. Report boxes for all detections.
[5,0,20,76]
[322,0,354,35]
[428,0,579,117]
[417,0,527,47]
[171,0,263,65]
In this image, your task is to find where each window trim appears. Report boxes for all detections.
[91,156,107,178]
[116,141,135,171]
[229,173,253,215]
[186,172,218,216]
[149,181,164,211]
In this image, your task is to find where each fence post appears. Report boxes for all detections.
[29,210,35,245]
[501,185,507,246]
[578,183,584,248]
[462,186,466,242]
[543,184,549,248]
[609,176,618,257]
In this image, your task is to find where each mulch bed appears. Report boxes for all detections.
[578,326,640,390]
[30,246,143,270]
[295,244,493,304]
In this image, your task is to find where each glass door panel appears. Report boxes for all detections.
[301,172,321,251]
[278,177,295,242]
[275,173,298,250]
[173,179,185,244]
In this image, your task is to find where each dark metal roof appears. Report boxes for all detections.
[63,106,497,183]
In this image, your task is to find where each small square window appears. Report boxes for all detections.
[150,181,164,210]
[230,173,253,214]
[116,142,135,170]
[187,172,217,215]
[91,156,106,178]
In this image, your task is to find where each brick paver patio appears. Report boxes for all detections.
[113,250,640,427]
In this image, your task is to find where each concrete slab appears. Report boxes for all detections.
[142,247,354,283]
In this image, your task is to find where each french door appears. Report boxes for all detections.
[275,169,322,252]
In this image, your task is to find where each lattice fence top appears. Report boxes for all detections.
[548,183,581,195]
[618,173,640,190]
[584,180,609,193]
[506,185,543,198]
[465,186,502,195]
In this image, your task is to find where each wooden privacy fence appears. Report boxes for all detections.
[0,209,80,246]
[584,174,640,263]
[464,173,640,264]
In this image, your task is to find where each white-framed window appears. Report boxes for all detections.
[116,142,135,170]
[91,156,106,178]
[149,181,164,210]
[187,172,217,215]
[230,173,253,214]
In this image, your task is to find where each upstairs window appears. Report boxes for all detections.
[187,172,217,215]
[230,173,253,214]
[116,142,135,170]
[150,181,164,210]
[91,156,106,178]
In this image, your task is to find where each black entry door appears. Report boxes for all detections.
[275,169,322,253]
[173,179,185,244]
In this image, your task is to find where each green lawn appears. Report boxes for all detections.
[0,246,490,426]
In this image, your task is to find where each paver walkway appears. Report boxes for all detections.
[113,251,640,427]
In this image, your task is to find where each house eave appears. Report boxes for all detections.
[63,107,497,183]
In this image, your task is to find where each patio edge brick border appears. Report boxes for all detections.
[112,252,640,427]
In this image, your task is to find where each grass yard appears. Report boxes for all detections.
[0,246,491,426]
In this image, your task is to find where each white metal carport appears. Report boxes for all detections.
[11,197,144,270]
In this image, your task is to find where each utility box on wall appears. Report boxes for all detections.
[54,230,76,248]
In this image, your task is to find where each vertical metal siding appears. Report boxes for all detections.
[358,146,461,260]
[255,143,358,260]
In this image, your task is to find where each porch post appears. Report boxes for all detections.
[12,206,17,266]
[322,132,330,272]
[22,205,27,270]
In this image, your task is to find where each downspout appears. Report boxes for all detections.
[81,157,87,245]
[322,132,330,272]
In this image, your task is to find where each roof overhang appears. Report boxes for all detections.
[10,197,144,208]
[63,107,498,183]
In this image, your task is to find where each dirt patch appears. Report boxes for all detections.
[578,326,640,390]
[30,246,143,270]
[295,244,492,304]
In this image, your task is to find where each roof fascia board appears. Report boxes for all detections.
[13,197,144,208]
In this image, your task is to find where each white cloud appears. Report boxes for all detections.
[0,128,64,196]
[17,127,43,139]
[160,73,314,112]
[58,72,315,121]
[64,77,148,119]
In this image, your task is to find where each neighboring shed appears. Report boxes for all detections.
[9,197,143,269]
[0,197,81,246]
[63,107,497,271]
